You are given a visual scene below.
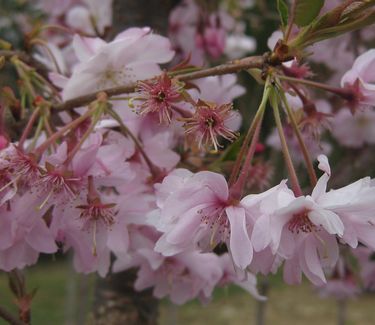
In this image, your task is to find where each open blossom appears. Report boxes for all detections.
[313,176,375,252]
[0,193,57,271]
[61,27,175,100]
[250,155,375,285]
[113,226,223,305]
[249,156,345,285]
[114,227,265,303]
[341,49,375,108]
[51,202,112,276]
[151,169,254,270]
[183,100,239,151]
[135,73,183,124]
[76,177,116,233]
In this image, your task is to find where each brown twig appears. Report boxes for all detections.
[0,305,25,325]
[53,55,265,111]
[1,51,265,112]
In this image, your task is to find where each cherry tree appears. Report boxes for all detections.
[0,0,375,324]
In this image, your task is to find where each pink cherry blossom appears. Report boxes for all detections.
[152,169,254,270]
[135,73,183,124]
[183,100,239,151]
[113,226,223,305]
[61,28,175,100]
[341,49,375,107]
[248,157,346,285]
[0,193,57,271]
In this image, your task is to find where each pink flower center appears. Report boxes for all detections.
[39,170,80,198]
[198,206,230,248]
[288,210,316,233]
[136,74,182,124]
[78,201,116,256]
[183,101,237,151]
[78,201,116,227]
[7,151,40,180]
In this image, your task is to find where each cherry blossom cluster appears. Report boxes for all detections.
[151,155,375,287]
[0,25,260,303]
[1,0,375,311]
[168,0,256,64]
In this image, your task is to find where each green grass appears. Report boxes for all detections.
[1,261,375,325]
[0,260,69,324]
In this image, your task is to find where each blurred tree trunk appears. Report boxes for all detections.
[93,269,158,325]
[110,0,179,36]
[93,1,179,324]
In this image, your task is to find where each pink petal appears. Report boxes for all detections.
[26,219,57,253]
[226,206,252,269]
[299,237,326,286]
[308,209,344,236]
[251,214,271,252]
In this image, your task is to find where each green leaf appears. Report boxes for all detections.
[294,0,325,27]
[277,0,289,27]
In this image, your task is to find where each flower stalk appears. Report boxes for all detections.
[277,83,318,187]
[228,79,271,187]
[107,106,161,178]
[270,87,303,196]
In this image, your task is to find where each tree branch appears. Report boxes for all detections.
[54,55,265,111]
[1,50,266,111]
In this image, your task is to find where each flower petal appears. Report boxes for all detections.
[226,206,252,269]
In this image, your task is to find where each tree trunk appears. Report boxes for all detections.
[110,0,179,36]
[93,269,158,325]
[93,1,179,324]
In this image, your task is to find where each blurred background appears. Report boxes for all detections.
[1,256,375,324]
